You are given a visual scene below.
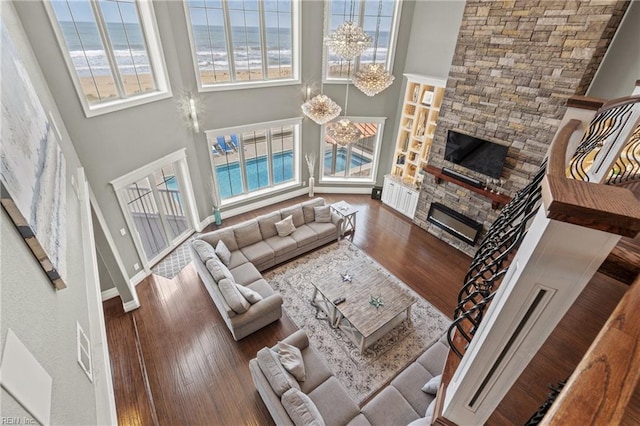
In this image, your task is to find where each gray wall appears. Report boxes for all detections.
[1,3,104,423]
[13,0,417,281]
[588,0,640,98]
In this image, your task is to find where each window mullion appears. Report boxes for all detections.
[267,129,274,186]
[147,173,175,244]
[134,1,158,89]
[91,0,126,98]
[237,135,248,194]
[258,1,268,80]
[221,1,236,82]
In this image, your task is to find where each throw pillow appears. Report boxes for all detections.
[275,341,306,381]
[192,239,218,263]
[256,348,301,397]
[281,388,325,426]
[205,258,234,282]
[236,284,263,304]
[313,205,331,223]
[425,399,436,421]
[301,198,324,223]
[275,215,296,237]
[421,374,442,395]
[218,278,250,314]
[215,239,232,266]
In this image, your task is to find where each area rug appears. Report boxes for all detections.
[263,240,451,404]
[151,233,199,279]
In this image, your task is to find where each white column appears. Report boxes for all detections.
[441,207,620,425]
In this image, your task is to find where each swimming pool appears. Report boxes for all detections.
[170,149,371,201]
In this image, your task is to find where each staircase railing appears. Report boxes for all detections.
[434,93,640,425]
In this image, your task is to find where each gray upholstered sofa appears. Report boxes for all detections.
[250,329,448,426]
[190,198,343,340]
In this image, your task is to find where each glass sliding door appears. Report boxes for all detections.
[115,154,194,267]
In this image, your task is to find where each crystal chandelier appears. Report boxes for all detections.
[327,119,363,146]
[353,0,393,97]
[353,63,394,96]
[324,21,372,60]
[301,94,341,125]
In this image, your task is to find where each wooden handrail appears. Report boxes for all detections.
[566,95,606,111]
[541,274,640,425]
[542,113,640,238]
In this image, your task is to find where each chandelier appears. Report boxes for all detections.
[301,94,341,125]
[327,119,363,146]
[353,0,393,97]
[353,63,394,97]
[324,21,372,60]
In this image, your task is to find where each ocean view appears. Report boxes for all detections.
[59,21,389,78]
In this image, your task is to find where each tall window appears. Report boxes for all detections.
[46,0,170,117]
[185,0,299,90]
[324,0,401,81]
[321,117,385,183]
[207,118,300,204]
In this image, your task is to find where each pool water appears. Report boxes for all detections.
[170,149,371,201]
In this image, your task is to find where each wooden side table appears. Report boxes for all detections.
[331,201,358,240]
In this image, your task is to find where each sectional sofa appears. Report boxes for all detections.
[249,329,448,425]
[190,198,343,340]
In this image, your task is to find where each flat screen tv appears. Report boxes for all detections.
[444,130,509,179]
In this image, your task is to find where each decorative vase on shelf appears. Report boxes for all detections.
[308,176,315,197]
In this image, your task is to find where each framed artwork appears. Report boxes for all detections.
[1,19,67,290]
[421,90,434,106]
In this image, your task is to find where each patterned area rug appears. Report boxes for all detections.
[263,240,451,404]
[151,233,199,279]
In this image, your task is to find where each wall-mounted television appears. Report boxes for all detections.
[444,130,509,179]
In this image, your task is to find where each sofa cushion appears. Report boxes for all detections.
[275,341,306,382]
[234,220,263,248]
[308,377,360,426]
[257,211,281,240]
[192,239,218,263]
[407,417,431,426]
[392,363,435,417]
[205,258,234,282]
[236,284,263,304]
[306,221,337,240]
[247,279,276,298]
[215,240,232,265]
[201,227,238,251]
[282,388,325,426]
[280,205,305,227]
[416,341,448,376]
[256,347,301,397]
[301,198,325,223]
[291,224,318,247]
[227,250,249,269]
[422,374,441,395]
[276,215,296,237]
[313,205,332,223]
[362,386,420,426]
[218,278,250,313]
[346,414,373,426]
[230,262,263,286]
[297,346,333,394]
[265,235,298,256]
[241,241,275,266]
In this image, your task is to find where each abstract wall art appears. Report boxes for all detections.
[1,19,67,290]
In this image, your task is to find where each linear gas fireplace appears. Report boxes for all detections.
[427,202,483,245]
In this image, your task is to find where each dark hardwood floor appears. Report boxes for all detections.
[104,194,630,425]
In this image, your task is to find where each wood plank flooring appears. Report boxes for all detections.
[104,194,630,425]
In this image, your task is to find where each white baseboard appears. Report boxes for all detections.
[101,287,119,301]
[315,186,373,194]
[123,295,140,312]
[220,188,308,220]
[130,270,147,287]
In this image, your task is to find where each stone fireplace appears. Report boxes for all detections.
[413,0,629,256]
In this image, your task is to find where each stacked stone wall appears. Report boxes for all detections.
[414,0,629,256]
